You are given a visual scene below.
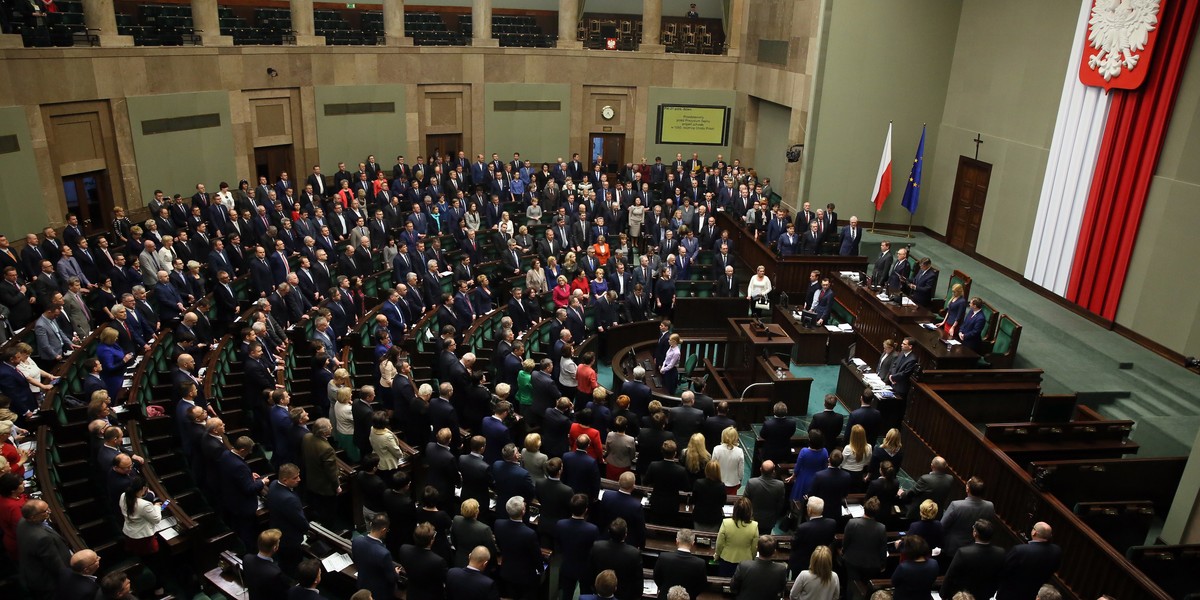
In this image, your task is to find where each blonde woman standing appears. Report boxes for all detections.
[712,426,745,495]
[790,545,840,600]
[332,386,359,462]
[369,412,404,480]
[841,424,872,491]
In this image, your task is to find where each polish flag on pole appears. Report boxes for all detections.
[871,122,893,211]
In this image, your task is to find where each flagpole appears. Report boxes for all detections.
[871,206,879,234]
[904,211,914,238]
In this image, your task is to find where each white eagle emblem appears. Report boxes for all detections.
[1087,0,1161,81]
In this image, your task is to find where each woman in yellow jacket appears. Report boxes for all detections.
[715,496,758,576]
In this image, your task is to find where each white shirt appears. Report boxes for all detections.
[712,443,745,487]
[119,494,163,539]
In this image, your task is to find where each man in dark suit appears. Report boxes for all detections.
[242,530,291,600]
[842,498,888,599]
[447,546,501,600]
[809,450,854,519]
[730,536,789,600]
[424,428,459,502]
[493,497,543,599]
[997,522,1063,600]
[643,440,691,526]
[555,494,601,599]
[59,549,106,600]
[598,472,645,548]
[808,394,845,451]
[941,519,1007,600]
[714,264,739,297]
[561,435,601,501]
[789,496,838,576]
[619,367,653,417]
[288,559,330,600]
[266,464,309,574]
[16,499,71,599]
[457,436,492,517]
[667,392,706,442]
[701,401,736,452]
[888,247,911,289]
[652,528,708,600]
[635,413,674,477]
[541,397,574,458]
[397,522,448,599]
[907,258,939,307]
[492,443,535,512]
[846,389,884,444]
[839,216,863,256]
[870,241,894,285]
[586,518,643,599]
[220,436,269,552]
[799,221,822,255]
[900,456,956,520]
[885,337,919,430]
[744,462,787,536]
[352,514,400,600]
[758,402,798,465]
[958,297,989,353]
[535,458,574,542]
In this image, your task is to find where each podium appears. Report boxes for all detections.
[724,318,795,395]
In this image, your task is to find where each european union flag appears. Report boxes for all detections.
[901,125,926,215]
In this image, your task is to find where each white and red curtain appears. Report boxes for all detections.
[1025,0,1199,320]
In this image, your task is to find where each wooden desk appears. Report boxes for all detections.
[772,305,855,364]
[758,356,812,415]
[725,318,794,393]
[831,275,979,370]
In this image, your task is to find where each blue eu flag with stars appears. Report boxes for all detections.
[901,125,925,215]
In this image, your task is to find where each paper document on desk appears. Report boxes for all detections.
[825,325,840,332]
[851,358,868,368]
[921,322,938,330]
[901,297,915,306]
[846,504,865,518]
[322,552,353,573]
[643,581,659,596]
[944,340,961,346]
[723,505,734,517]
[838,323,853,332]
[158,526,179,541]
[154,516,178,532]
[18,441,36,453]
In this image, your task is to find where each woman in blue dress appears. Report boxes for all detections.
[789,430,830,502]
[95,327,132,398]
[938,283,967,337]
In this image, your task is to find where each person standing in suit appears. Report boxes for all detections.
[744,462,786,535]
[899,456,955,520]
[221,436,269,552]
[941,519,1007,600]
[845,389,883,445]
[842,497,888,600]
[885,337,919,430]
[808,450,853,519]
[888,247,911,289]
[554,494,600,599]
[839,216,863,256]
[759,402,798,465]
[398,521,450,600]
[352,514,400,599]
[870,241,894,286]
[58,549,105,600]
[17,499,71,600]
[493,496,543,600]
[287,559,330,600]
[302,419,340,522]
[667,392,705,442]
[586,518,642,599]
[266,464,309,575]
[730,536,789,600]
[996,522,1063,600]
[242,529,291,600]
[652,528,708,600]
[788,497,837,577]
[875,339,899,383]
[906,258,939,307]
[643,440,691,527]
[493,443,535,512]
[599,472,646,548]
[958,297,988,353]
[447,546,501,600]
[941,476,996,562]
[807,395,844,452]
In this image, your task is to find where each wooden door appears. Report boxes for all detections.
[427,134,462,162]
[254,145,295,184]
[946,156,991,252]
[589,133,625,172]
[61,171,112,234]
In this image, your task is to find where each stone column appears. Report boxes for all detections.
[83,0,134,47]
[382,0,412,46]
[289,0,325,46]
[557,0,580,49]
[641,0,663,52]
[191,0,233,46]
[471,0,497,47]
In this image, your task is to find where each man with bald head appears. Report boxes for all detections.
[900,456,955,520]
[997,522,1063,600]
[57,549,103,600]
[17,499,71,599]
[744,460,786,535]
